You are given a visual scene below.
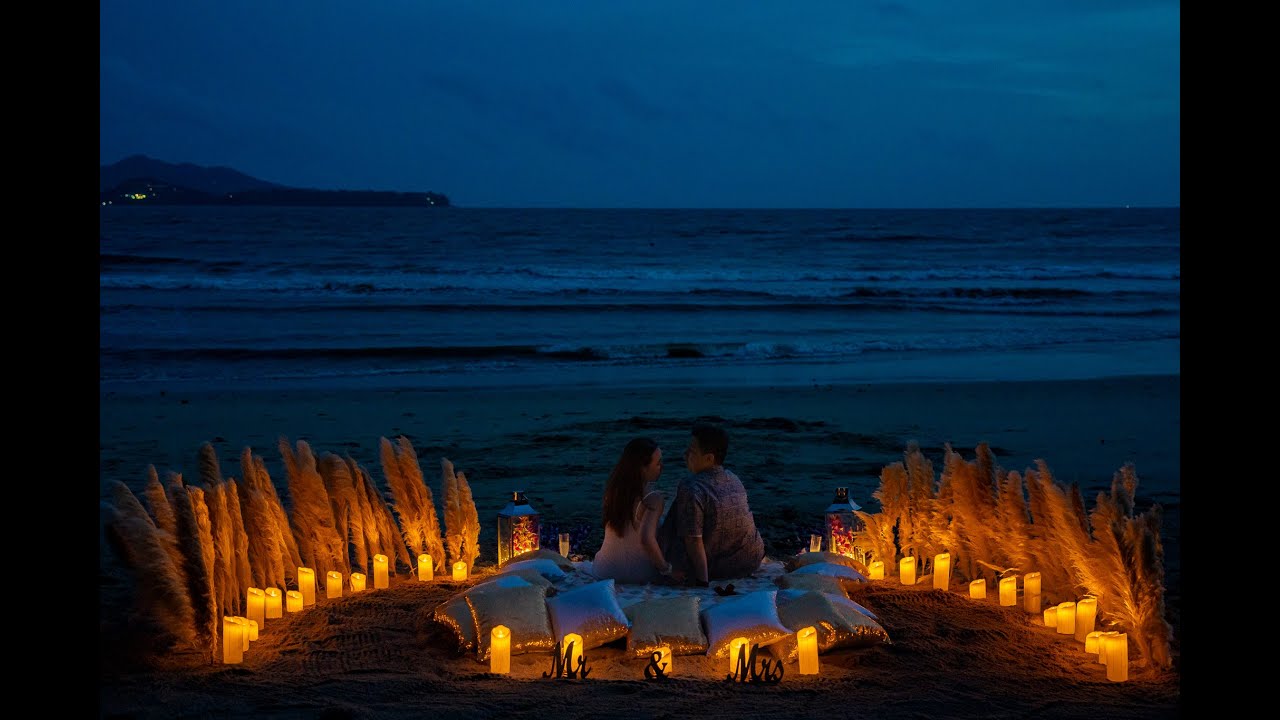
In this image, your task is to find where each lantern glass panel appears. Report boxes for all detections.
[823,487,865,563]
[497,490,541,566]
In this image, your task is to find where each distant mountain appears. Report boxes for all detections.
[99,155,450,207]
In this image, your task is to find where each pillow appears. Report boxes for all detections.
[778,588,879,622]
[699,589,791,659]
[785,550,863,573]
[497,558,568,581]
[775,573,849,596]
[478,567,554,591]
[433,574,535,653]
[544,579,631,651]
[508,547,576,572]
[768,590,890,663]
[466,583,555,662]
[790,561,868,590]
[623,595,709,658]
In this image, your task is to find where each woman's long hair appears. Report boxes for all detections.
[602,437,659,537]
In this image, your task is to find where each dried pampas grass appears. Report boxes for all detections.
[380,437,445,572]
[224,479,253,612]
[279,438,349,577]
[175,484,219,663]
[455,470,481,571]
[318,452,365,574]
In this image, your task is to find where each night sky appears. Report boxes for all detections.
[99,1,1180,208]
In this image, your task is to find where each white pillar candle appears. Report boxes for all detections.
[246,618,259,642]
[999,576,1017,606]
[869,561,884,580]
[298,567,316,606]
[1085,631,1105,654]
[222,617,244,664]
[900,556,916,585]
[246,587,266,630]
[418,554,434,582]
[286,590,303,613]
[264,588,283,619]
[1074,597,1097,642]
[559,533,571,557]
[1098,631,1120,664]
[1022,572,1041,614]
[1043,607,1057,627]
[810,534,822,553]
[563,633,584,671]
[932,553,950,590]
[797,626,819,675]
[729,637,750,675]
[969,579,986,599]
[350,573,366,592]
[1104,633,1128,682]
[373,554,389,589]
[655,645,673,676]
[1056,602,1077,635]
[326,571,343,599]
[490,625,511,674]
[453,561,468,582]
[232,617,249,651]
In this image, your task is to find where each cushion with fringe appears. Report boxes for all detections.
[433,573,540,653]
[777,588,879,622]
[784,550,863,573]
[508,547,576,572]
[496,558,569,581]
[700,589,791,659]
[767,590,891,663]
[623,594,708,658]
[775,573,849,596]
[544,578,631,650]
[467,582,555,662]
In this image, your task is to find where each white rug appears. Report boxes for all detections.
[562,558,787,608]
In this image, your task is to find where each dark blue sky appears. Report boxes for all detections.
[99,1,1179,208]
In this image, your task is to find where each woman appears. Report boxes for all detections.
[591,437,674,584]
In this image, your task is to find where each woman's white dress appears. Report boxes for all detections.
[592,483,665,584]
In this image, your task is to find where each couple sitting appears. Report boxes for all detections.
[593,422,765,587]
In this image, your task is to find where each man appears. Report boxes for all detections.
[658,422,765,586]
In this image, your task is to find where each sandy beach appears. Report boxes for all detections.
[99,374,1180,718]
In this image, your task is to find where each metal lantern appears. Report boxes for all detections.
[497,490,541,567]
[823,487,866,564]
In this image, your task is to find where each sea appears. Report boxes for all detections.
[99,207,1180,394]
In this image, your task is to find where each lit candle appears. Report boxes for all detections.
[326,571,343,599]
[1098,631,1120,664]
[1043,607,1057,627]
[999,576,1017,606]
[222,617,244,664]
[797,626,819,675]
[1085,631,1104,654]
[932,553,950,590]
[869,561,884,580]
[264,588,283,619]
[729,637,750,675]
[350,572,366,592]
[246,587,266,630]
[453,561,468,582]
[900,556,916,585]
[1022,572,1041,614]
[490,625,511,674]
[286,590,303,613]
[655,645,673,676]
[373,554,389,589]
[969,579,986,599]
[246,618,259,642]
[298,567,316,605]
[563,633,584,670]
[1104,633,1128,682]
[559,532,571,557]
[232,617,249,651]
[810,534,822,553]
[418,554,434,582]
[1056,602,1076,635]
[1074,596,1097,642]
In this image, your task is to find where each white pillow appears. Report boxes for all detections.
[699,589,791,659]
[544,579,631,650]
[497,558,568,581]
[777,588,879,621]
[791,561,868,583]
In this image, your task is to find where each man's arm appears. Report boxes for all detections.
[685,535,709,585]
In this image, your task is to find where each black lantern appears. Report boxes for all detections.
[497,490,541,566]
[823,487,866,564]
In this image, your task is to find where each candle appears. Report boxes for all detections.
[1104,633,1128,682]
[490,625,511,674]
[869,561,884,580]
[286,590,303,613]
[453,561,468,582]
[932,553,950,590]
[1085,631,1104,654]
[222,617,244,664]
[264,587,283,619]
[969,579,986,599]
[246,618,259,642]
[563,633,584,671]
[900,556,916,585]
[810,534,822,553]
[232,616,249,651]
[1056,602,1077,635]
[1098,631,1120,664]
[350,573,366,592]
[326,571,343,599]
[418,554,434,582]
[373,554,389,589]
[298,567,316,606]
[1043,607,1057,627]
[559,532,571,557]
[655,645,673,676]
[1074,597,1097,642]
[729,637,750,675]
[1022,572,1041,613]
[246,587,266,630]
[797,626,819,675]
[999,576,1017,606]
